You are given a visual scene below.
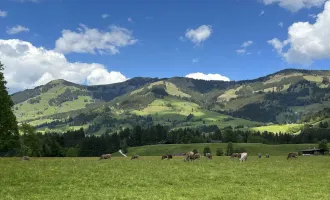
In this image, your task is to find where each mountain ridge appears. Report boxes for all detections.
[11,68,330,135]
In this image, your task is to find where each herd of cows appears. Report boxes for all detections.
[19,152,299,161]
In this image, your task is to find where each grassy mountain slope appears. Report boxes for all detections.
[11,69,330,134]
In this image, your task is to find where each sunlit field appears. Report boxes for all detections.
[1,156,330,200]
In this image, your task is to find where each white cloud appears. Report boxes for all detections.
[279,22,284,27]
[308,14,317,18]
[241,40,253,48]
[55,24,137,55]
[15,0,40,2]
[6,25,30,35]
[87,69,127,85]
[185,72,230,82]
[185,25,212,45]
[101,14,109,19]
[236,40,253,55]
[192,58,199,63]
[0,39,128,93]
[236,49,246,54]
[268,1,330,65]
[262,0,327,12]
[0,10,7,17]
[259,10,265,16]
[128,17,133,22]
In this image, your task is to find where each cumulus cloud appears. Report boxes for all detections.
[54,24,137,55]
[6,25,30,35]
[259,10,265,16]
[185,72,230,82]
[101,14,109,19]
[0,39,128,93]
[262,0,327,12]
[87,69,127,85]
[278,22,284,27]
[0,10,7,17]
[128,17,133,22]
[267,1,330,65]
[185,25,212,45]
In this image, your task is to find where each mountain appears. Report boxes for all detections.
[11,69,330,135]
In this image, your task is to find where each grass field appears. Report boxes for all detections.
[112,143,316,157]
[1,156,330,200]
[249,124,304,134]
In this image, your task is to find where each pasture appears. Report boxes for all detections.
[1,156,330,200]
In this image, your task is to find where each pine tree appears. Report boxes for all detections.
[0,62,20,156]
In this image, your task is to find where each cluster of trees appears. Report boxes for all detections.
[48,88,89,106]
[4,122,329,157]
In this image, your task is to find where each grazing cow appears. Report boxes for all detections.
[131,155,139,160]
[184,151,195,162]
[266,154,270,158]
[231,153,241,158]
[161,154,173,160]
[99,154,111,160]
[287,152,298,159]
[205,153,212,159]
[258,153,262,158]
[21,156,30,161]
[193,153,201,160]
[240,152,248,162]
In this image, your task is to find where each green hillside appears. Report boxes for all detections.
[11,69,330,135]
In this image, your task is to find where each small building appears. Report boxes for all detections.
[301,148,326,156]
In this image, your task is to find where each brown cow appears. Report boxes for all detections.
[184,151,195,162]
[161,155,168,160]
[205,153,212,159]
[287,152,298,159]
[131,155,139,160]
[167,154,173,159]
[21,156,30,161]
[99,154,111,160]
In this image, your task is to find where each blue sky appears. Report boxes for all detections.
[0,0,330,92]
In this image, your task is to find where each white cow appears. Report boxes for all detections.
[240,152,248,162]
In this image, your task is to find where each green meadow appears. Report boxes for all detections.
[1,156,329,200]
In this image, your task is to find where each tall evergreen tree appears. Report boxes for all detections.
[0,62,20,156]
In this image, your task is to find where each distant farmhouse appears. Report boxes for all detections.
[301,147,326,156]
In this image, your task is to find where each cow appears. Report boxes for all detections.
[131,155,139,160]
[231,153,241,158]
[99,154,111,160]
[266,154,270,158]
[205,153,212,159]
[184,151,195,162]
[161,154,173,160]
[21,156,30,161]
[287,152,298,159]
[258,153,262,158]
[240,152,248,162]
[193,153,201,160]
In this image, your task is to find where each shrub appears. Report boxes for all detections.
[203,146,211,156]
[216,148,224,156]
